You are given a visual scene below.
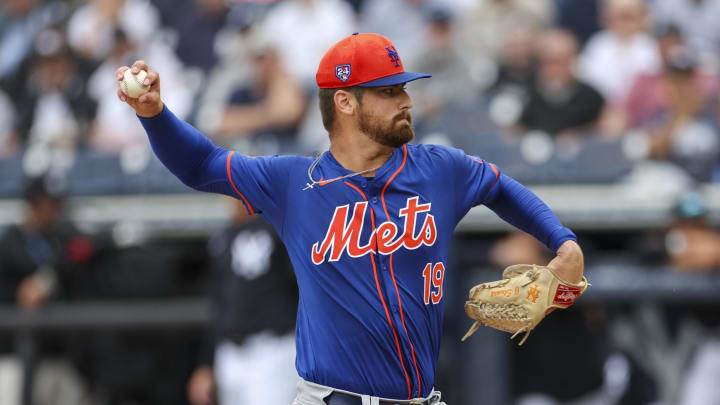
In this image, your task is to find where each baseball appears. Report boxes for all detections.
[120,69,150,98]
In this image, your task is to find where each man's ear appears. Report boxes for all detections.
[334,89,358,117]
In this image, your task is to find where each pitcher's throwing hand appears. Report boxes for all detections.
[116,60,162,118]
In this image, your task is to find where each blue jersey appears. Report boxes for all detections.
[140,107,576,400]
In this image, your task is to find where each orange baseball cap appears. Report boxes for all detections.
[316,32,431,89]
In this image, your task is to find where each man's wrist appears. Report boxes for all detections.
[136,103,165,119]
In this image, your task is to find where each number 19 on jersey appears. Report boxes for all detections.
[422,262,445,304]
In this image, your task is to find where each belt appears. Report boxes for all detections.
[325,391,443,405]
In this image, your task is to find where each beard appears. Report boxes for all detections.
[358,108,414,148]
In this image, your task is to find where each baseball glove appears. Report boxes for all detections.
[461,264,589,346]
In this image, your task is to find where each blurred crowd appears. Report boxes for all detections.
[0,0,718,184]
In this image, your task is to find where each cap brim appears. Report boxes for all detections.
[357,72,431,87]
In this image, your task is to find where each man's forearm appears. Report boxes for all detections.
[485,174,576,252]
[139,105,227,189]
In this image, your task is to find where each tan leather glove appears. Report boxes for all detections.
[462,264,589,345]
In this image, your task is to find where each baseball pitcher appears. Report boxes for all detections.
[117,33,586,405]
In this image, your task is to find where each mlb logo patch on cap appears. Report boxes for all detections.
[335,64,351,82]
[316,33,431,89]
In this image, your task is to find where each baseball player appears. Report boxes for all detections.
[188,199,299,405]
[117,33,584,405]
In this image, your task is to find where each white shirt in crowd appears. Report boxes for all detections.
[578,30,662,105]
[262,0,357,86]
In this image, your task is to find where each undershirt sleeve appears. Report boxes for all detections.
[484,174,577,252]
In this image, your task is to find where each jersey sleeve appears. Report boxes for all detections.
[484,174,577,252]
[444,146,576,252]
[138,105,293,232]
[225,153,295,229]
[446,147,502,219]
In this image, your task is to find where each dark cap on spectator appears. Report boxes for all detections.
[653,23,682,39]
[425,6,453,25]
[23,175,67,204]
[667,46,697,73]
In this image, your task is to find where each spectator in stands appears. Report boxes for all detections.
[555,0,602,47]
[0,0,46,80]
[212,31,307,146]
[487,24,537,96]
[405,7,476,121]
[650,0,720,73]
[361,0,431,69]
[0,177,69,309]
[664,191,720,405]
[517,29,605,137]
[186,199,298,405]
[13,29,93,153]
[456,0,554,67]
[86,28,149,153]
[0,88,18,158]
[578,0,661,108]
[625,24,719,130]
[261,0,356,87]
[663,191,720,272]
[0,176,96,405]
[639,49,720,182]
[173,0,229,73]
[87,26,196,154]
[66,0,160,62]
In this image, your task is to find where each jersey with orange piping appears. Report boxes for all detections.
[139,105,576,400]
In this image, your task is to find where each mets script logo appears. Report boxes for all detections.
[335,64,351,82]
[312,196,436,265]
[386,46,400,67]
